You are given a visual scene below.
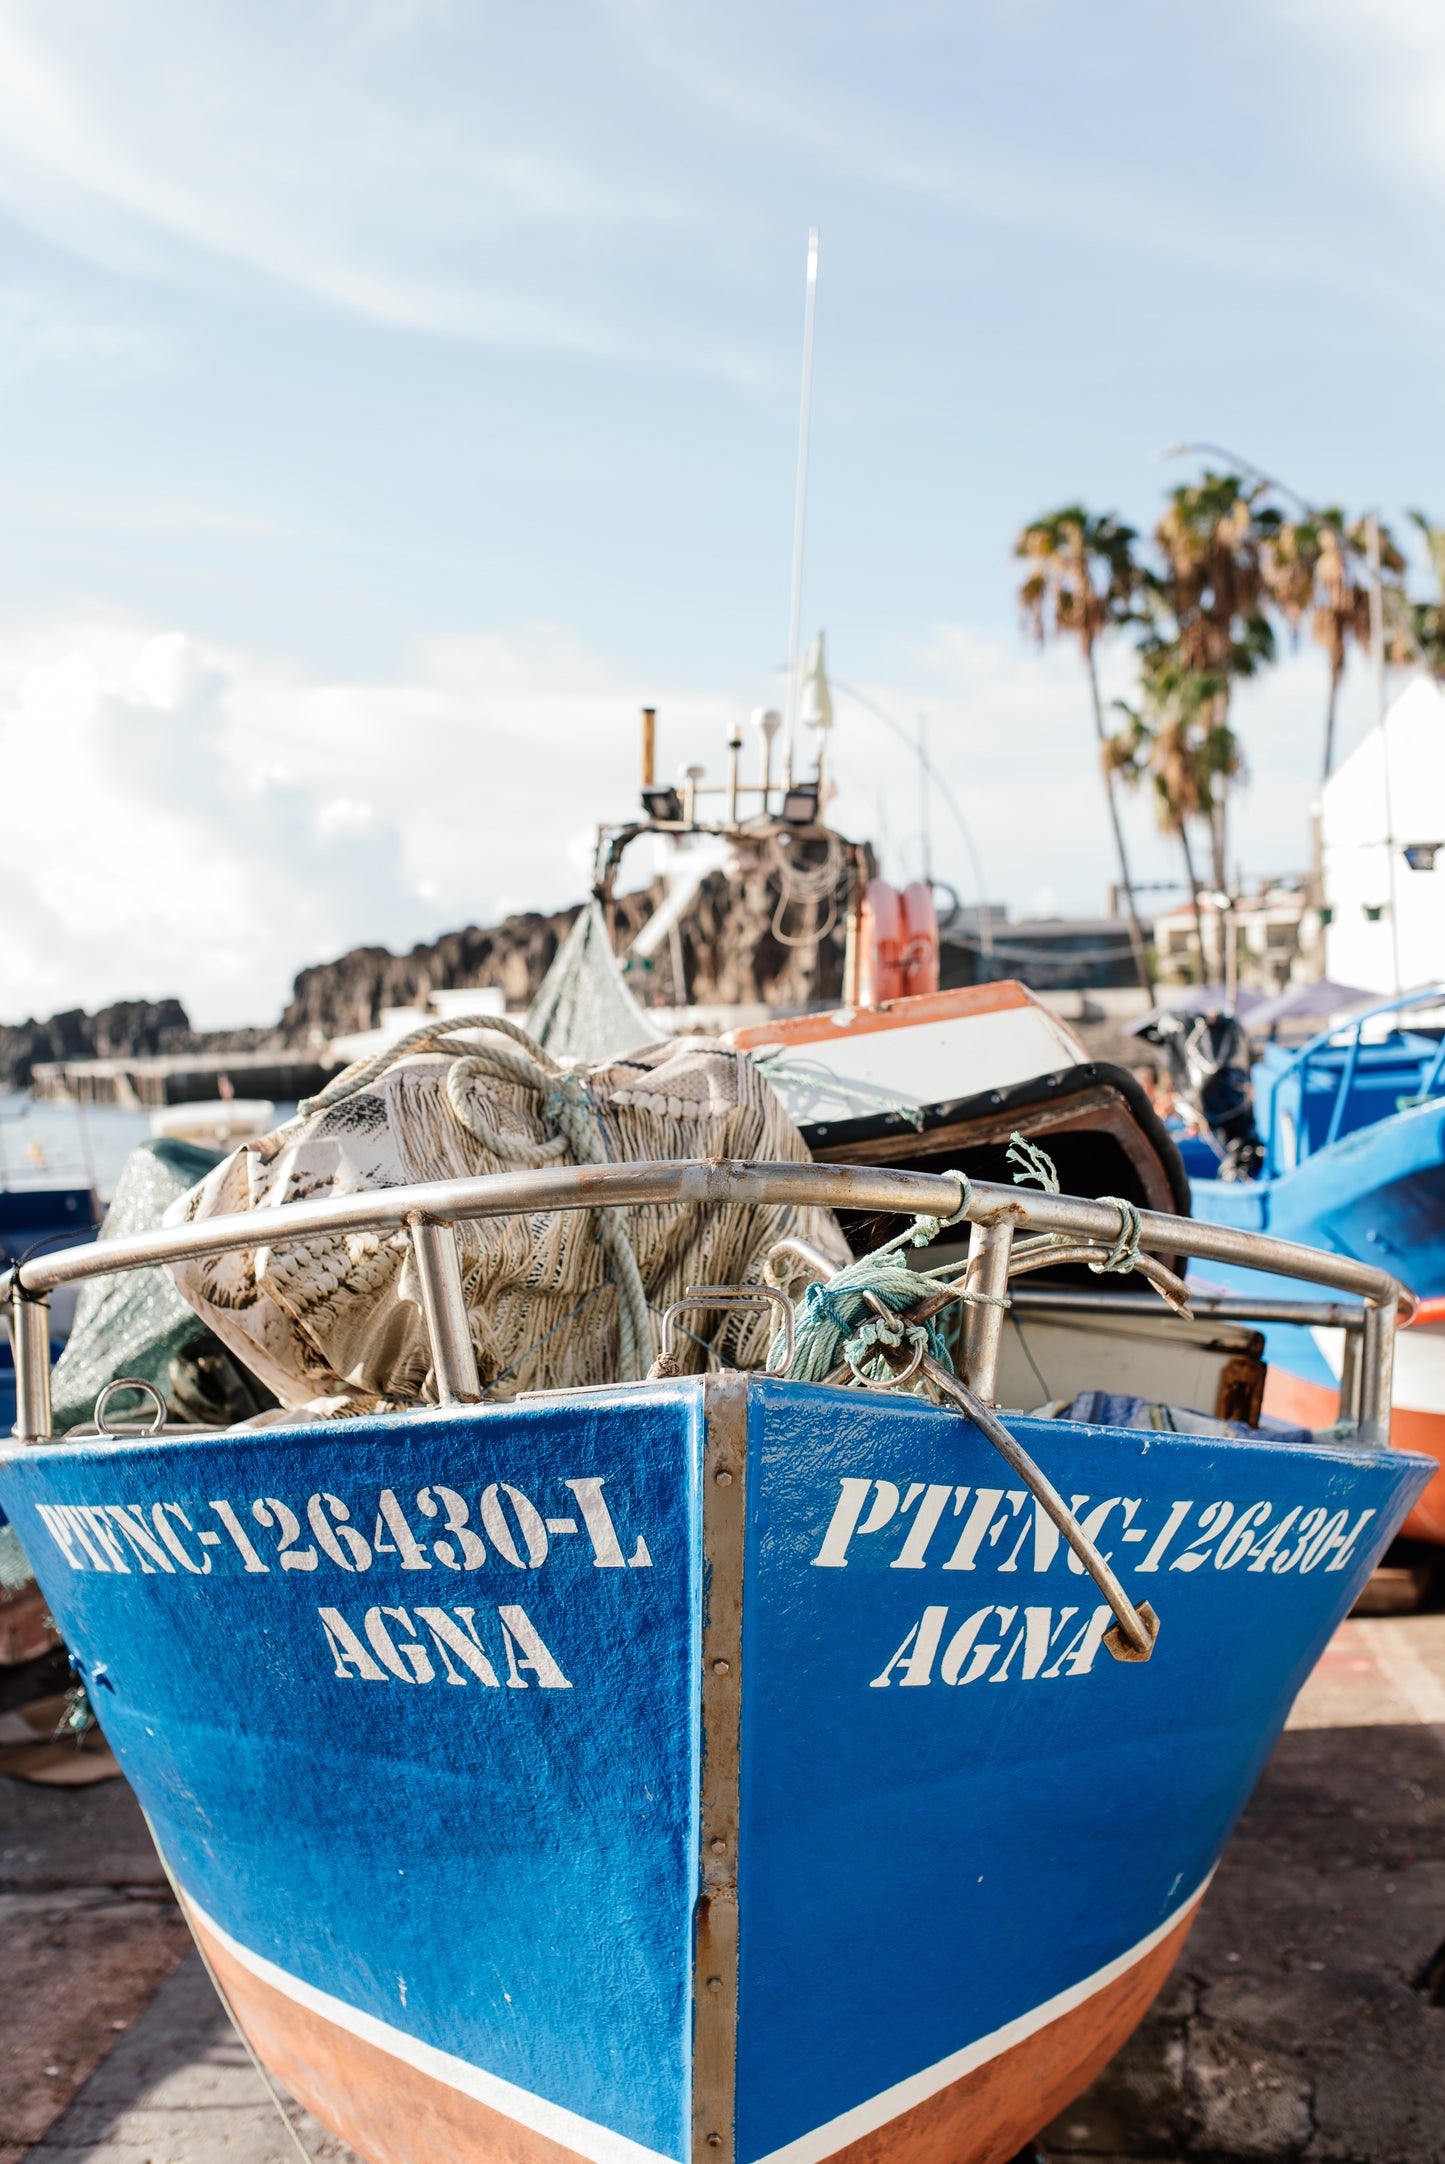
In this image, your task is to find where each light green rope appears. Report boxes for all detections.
[1003,1128,1143,1279]
[1006,1129,1060,1193]
[775,1251,953,1385]
[872,1168,974,1254]
[773,1169,979,1387]
[1089,1195,1143,1274]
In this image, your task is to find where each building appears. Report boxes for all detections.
[1151,885,1312,992]
[1322,678,1445,994]
[939,910,1144,991]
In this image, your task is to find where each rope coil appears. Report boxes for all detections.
[768,831,847,949]
[774,1254,954,1386]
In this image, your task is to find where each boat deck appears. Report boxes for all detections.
[4,1613,1444,2164]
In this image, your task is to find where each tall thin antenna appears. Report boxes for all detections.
[783,226,819,789]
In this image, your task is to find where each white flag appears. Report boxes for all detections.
[799,630,834,732]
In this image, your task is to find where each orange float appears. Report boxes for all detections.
[857,879,940,1006]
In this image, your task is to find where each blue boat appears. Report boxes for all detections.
[0,1154,1429,2164]
[1185,986,1445,1542]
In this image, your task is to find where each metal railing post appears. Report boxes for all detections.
[407,1219,481,1406]
[962,1218,1013,1404]
[1359,1300,1396,1449]
[9,1292,53,1443]
[1338,1326,1362,1425]
[1324,1018,1365,1154]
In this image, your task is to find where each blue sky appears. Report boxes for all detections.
[2,0,1444,1025]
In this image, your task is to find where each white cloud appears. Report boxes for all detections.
[0,613,735,1029]
[1278,0,1445,207]
[825,622,1382,920]
[0,607,1371,1032]
[0,286,163,380]
[0,5,690,356]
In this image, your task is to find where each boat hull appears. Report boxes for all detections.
[0,1380,1429,2164]
[1193,1106,1445,1542]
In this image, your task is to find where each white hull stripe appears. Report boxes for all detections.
[182,1890,677,2164]
[184,1873,1210,2164]
[751,1873,1213,2164]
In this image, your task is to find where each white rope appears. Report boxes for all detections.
[768,831,846,948]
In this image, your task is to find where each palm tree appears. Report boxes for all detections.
[1015,506,1154,995]
[1149,473,1276,894]
[1263,512,1400,783]
[1107,649,1240,984]
[1406,511,1445,677]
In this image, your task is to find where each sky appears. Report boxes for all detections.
[2,0,1445,1027]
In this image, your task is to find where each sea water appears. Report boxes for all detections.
[0,1093,297,1204]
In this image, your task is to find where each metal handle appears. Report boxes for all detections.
[2,1158,1408,1445]
[94,1377,168,1437]
[919,1352,1160,1663]
[6,1288,51,1445]
[653,1285,795,1378]
[807,1263,1160,1664]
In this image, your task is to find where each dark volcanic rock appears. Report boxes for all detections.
[0,998,289,1091]
[674,859,847,1009]
[0,999,193,1091]
[3,850,855,1090]
[279,910,591,1040]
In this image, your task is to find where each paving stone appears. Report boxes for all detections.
[1046,1615,1445,2164]
[24,1953,359,2161]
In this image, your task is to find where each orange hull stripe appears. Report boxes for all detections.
[730,981,1035,1051]
[197,1913,600,2164]
[808,1902,1197,2164]
[191,1897,1199,2164]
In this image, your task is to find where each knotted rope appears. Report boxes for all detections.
[300,1012,654,1382]
[777,1252,953,1385]
[773,1170,984,1386]
[1004,1130,1144,1278]
[1089,1195,1143,1274]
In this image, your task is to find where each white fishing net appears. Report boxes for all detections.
[164,1019,848,1413]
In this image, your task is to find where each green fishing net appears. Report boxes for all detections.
[527,899,659,1063]
[49,1137,271,1434]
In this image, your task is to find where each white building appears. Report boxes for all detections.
[1151,885,1309,990]
[1323,678,1445,994]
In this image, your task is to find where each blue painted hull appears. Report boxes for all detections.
[1192,1100,1445,1539]
[1194,1097,1445,1287]
[0,1382,1429,2164]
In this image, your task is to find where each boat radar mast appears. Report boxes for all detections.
[592,702,939,1012]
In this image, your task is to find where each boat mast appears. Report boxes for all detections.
[783,227,819,790]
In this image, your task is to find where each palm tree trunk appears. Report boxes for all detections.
[1209,693,1229,897]
[1321,664,1341,785]
[1086,647,1155,997]
[1178,820,1207,985]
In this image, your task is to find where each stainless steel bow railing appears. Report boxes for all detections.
[0,1158,1412,1452]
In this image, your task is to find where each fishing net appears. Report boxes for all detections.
[526,898,659,1062]
[165,1018,849,1413]
[49,1138,273,1434]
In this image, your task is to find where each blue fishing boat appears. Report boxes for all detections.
[0,1147,1428,2164]
[1181,986,1445,1542]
